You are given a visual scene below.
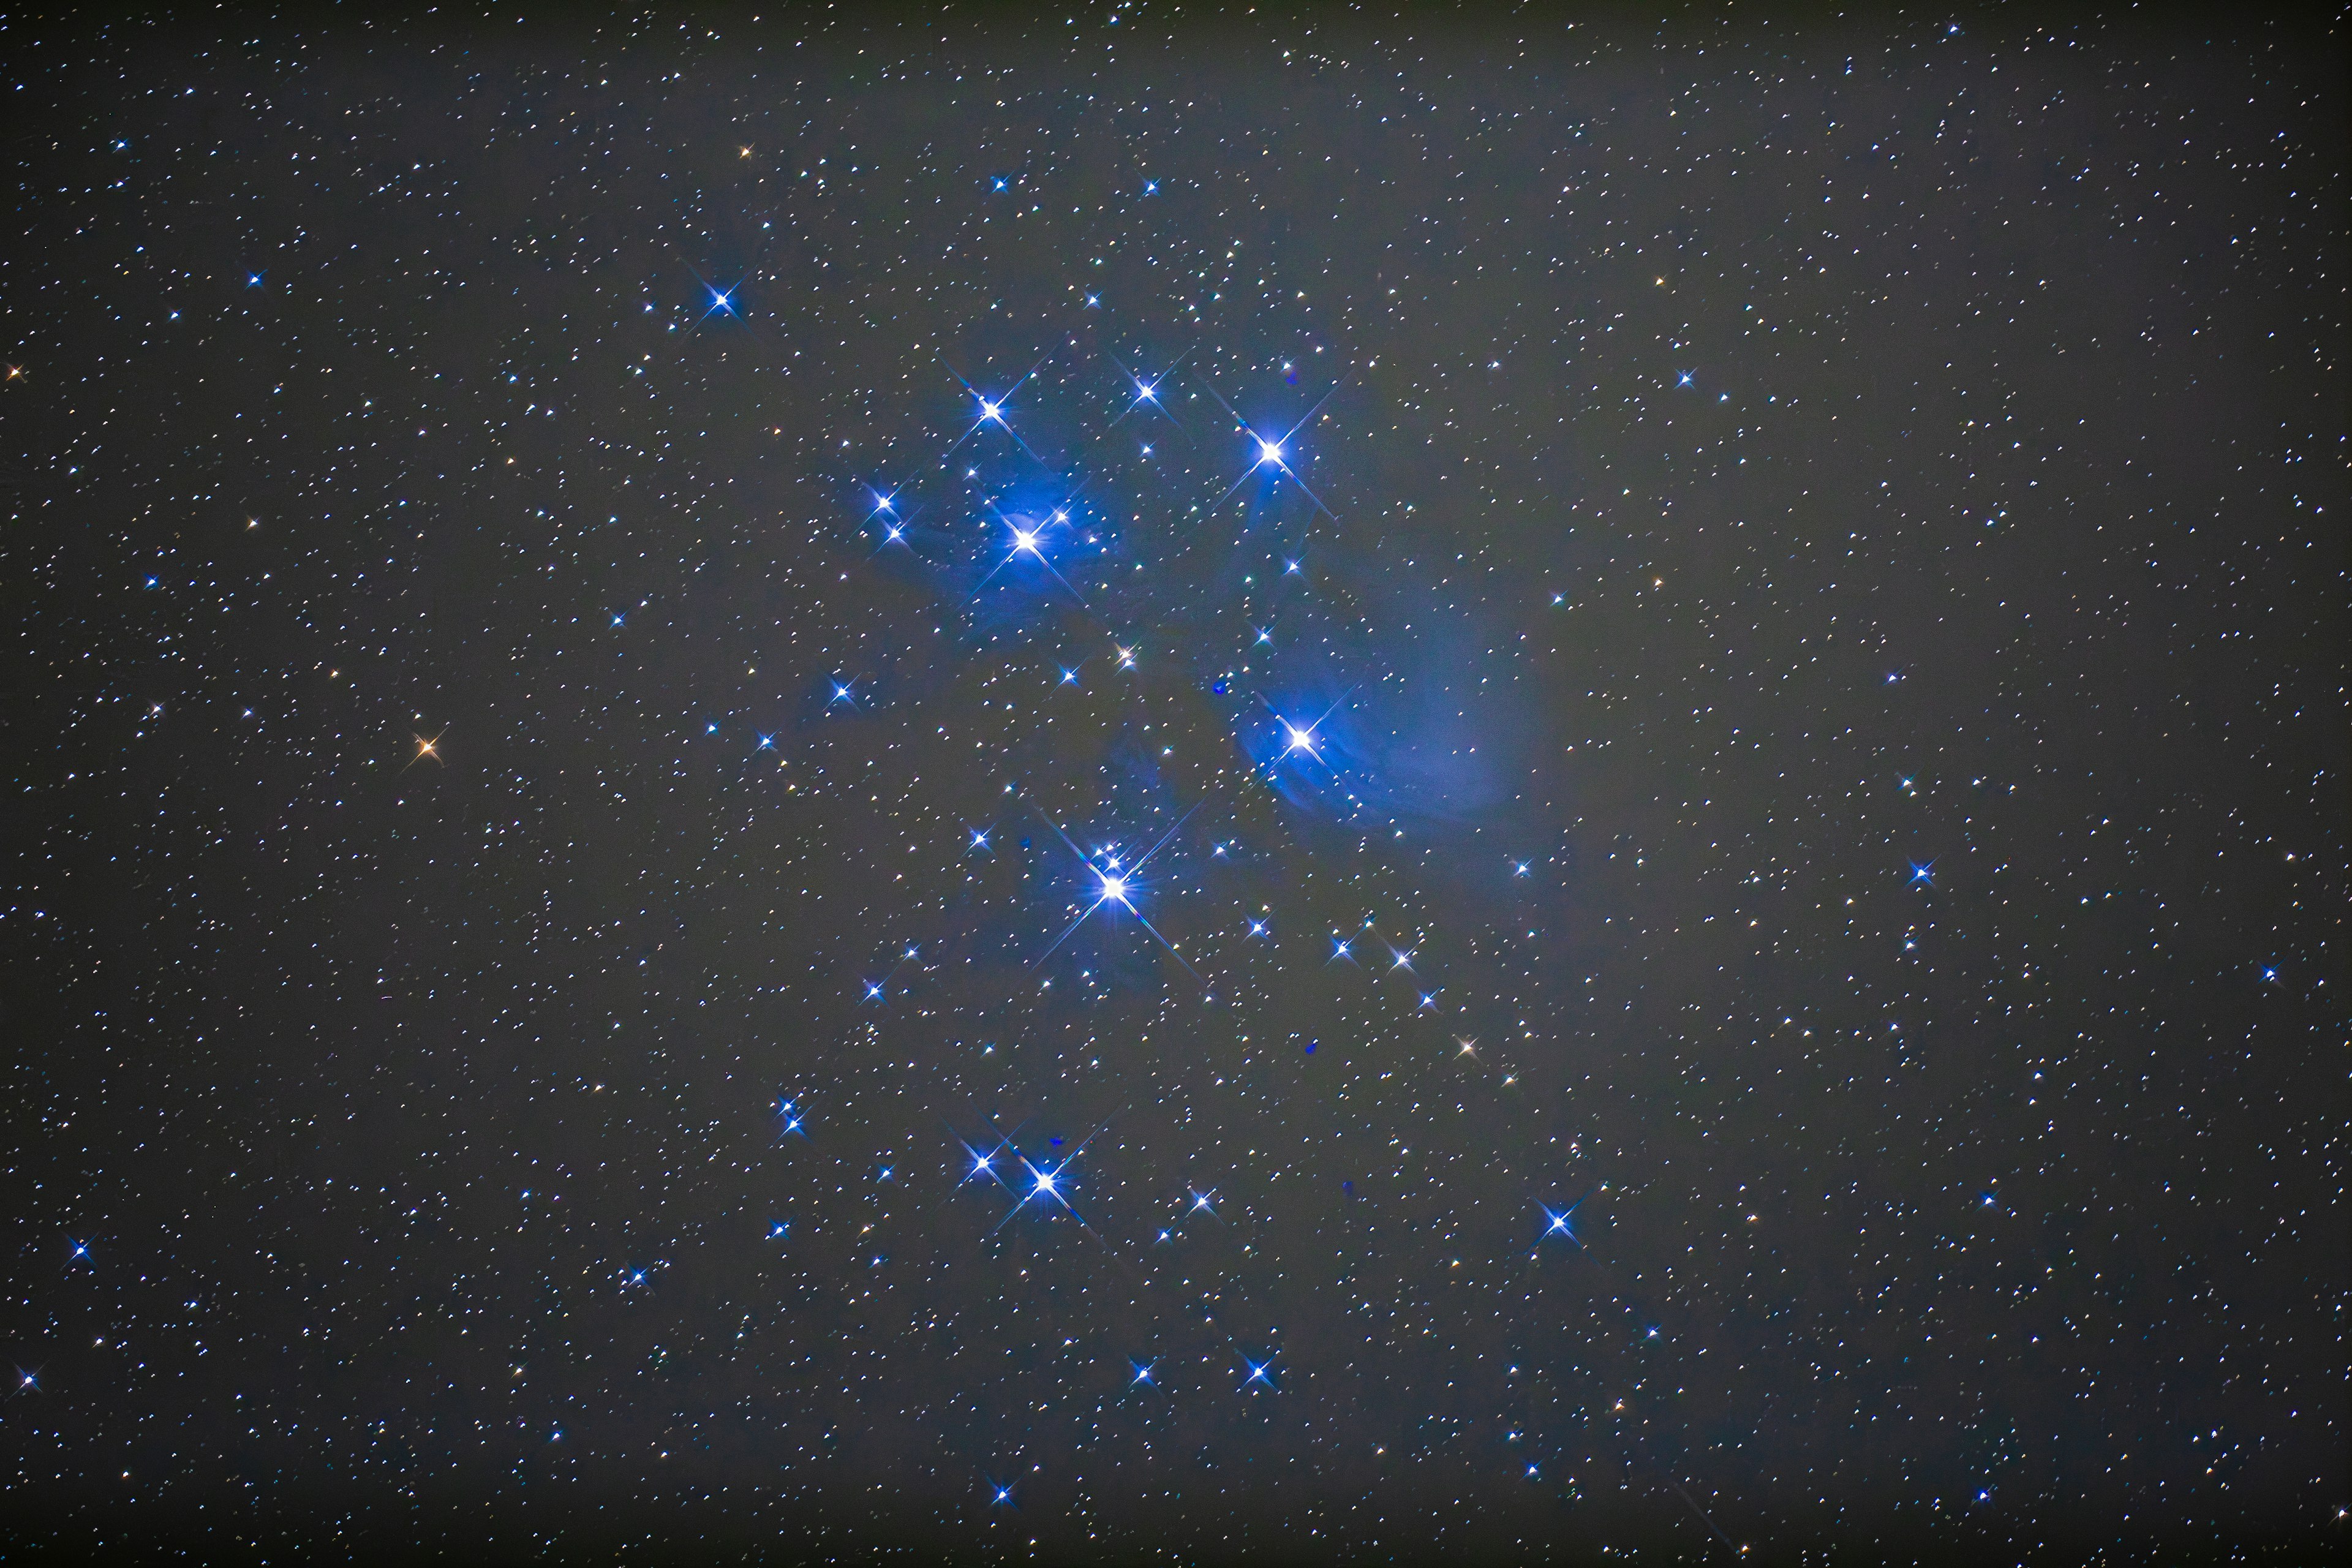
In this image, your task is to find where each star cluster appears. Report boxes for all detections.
[2,7,2343,1563]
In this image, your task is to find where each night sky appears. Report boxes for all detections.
[4,6,2344,1562]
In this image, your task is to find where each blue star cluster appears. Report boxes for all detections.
[1,7,2342,1562]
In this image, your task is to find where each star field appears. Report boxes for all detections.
[2,7,2343,1564]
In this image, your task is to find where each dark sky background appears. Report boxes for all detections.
[2,5,2343,1562]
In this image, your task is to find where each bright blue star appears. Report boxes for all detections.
[1026,804,1203,982]
[940,349,1053,463]
[974,502,1091,605]
[1107,350,1190,432]
[1195,372,1344,518]
[1540,1193,1591,1247]
[987,1132,1102,1235]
